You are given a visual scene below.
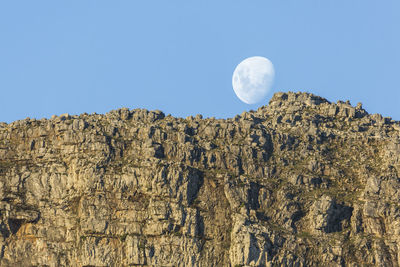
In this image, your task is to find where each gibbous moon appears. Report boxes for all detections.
[232,56,275,104]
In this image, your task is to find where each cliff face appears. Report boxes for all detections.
[0,92,399,266]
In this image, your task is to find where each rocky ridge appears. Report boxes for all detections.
[0,91,399,266]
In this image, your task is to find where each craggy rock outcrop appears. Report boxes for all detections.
[0,91,400,266]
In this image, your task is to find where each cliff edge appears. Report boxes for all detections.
[0,92,400,266]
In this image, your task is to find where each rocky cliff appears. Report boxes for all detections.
[0,92,399,266]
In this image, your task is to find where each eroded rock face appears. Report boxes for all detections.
[0,92,399,266]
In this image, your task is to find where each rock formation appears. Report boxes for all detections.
[0,91,399,266]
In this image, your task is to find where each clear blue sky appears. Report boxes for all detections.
[1,1,399,123]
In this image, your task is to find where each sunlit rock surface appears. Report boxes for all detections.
[0,92,399,266]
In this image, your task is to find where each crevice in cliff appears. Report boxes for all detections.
[8,218,23,235]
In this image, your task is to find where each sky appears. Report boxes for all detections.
[1,1,399,123]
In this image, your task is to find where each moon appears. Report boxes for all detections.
[232,56,275,104]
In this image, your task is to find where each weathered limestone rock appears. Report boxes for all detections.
[308,195,352,234]
[0,91,400,266]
